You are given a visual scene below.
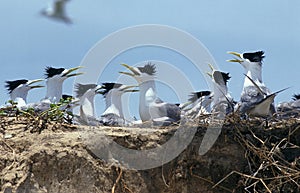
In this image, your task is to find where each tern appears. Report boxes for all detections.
[41,0,72,24]
[120,63,181,125]
[99,82,138,126]
[44,66,83,103]
[30,66,82,112]
[277,94,300,117]
[241,74,288,118]
[207,66,235,116]
[182,91,212,119]
[228,50,276,116]
[74,83,102,125]
[5,79,44,108]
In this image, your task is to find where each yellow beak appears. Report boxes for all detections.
[208,63,214,71]
[206,72,213,78]
[121,85,139,93]
[64,66,84,77]
[227,51,243,63]
[27,79,44,89]
[119,63,141,76]
[206,63,214,78]
[27,79,43,85]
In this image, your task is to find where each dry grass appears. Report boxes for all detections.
[213,115,300,192]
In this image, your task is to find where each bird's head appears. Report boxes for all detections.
[74,83,102,99]
[98,82,138,98]
[292,94,300,101]
[188,91,212,103]
[5,79,44,94]
[212,71,231,86]
[119,63,156,84]
[206,64,231,86]
[227,51,265,70]
[45,66,83,82]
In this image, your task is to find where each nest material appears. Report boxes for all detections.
[213,115,300,193]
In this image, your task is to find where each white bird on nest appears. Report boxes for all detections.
[5,79,44,109]
[120,63,181,126]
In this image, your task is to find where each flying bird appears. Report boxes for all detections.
[41,0,72,24]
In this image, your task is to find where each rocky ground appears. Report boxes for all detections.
[0,115,300,193]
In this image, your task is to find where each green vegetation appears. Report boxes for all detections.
[0,98,74,133]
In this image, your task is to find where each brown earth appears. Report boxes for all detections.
[0,115,300,193]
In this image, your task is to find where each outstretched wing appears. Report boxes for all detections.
[54,0,66,15]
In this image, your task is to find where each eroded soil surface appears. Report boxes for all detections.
[1,116,300,193]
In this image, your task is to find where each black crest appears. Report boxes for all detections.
[45,67,65,78]
[100,82,123,97]
[221,72,231,83]
[188,91,211,102]
[137,63,156,75]
[75,83,98,97]
[213,71,231,85]
[242,51,265,63]
[5,79,28,93]
[292,94,300,101]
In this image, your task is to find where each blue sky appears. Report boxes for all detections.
[1,1,300,118]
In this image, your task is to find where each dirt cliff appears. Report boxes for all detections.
[1,115,300,193]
